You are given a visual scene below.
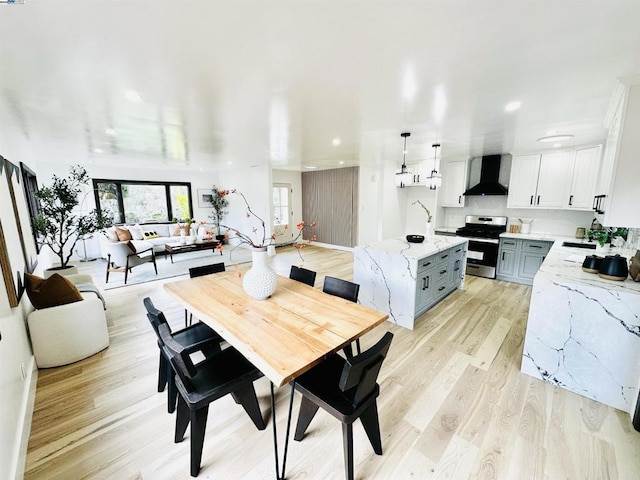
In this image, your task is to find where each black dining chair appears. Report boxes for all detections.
[157,322,266,477]
[185,262,226,327]
[143,297,224,414]
[323,276,362,356]
[292,331,394,480]
[289,265,317,287]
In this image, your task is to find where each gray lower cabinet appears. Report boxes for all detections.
[414,244,466,317]
[497,238,552,285]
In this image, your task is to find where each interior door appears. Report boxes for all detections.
[272,183,293,245]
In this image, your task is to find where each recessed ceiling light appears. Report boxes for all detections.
[332,138,341,146]
[227,161,232,165]
[339,161,344,165]
[505,101,521,112]
[553,143,562,148]
[537,134,574,143]
[305,166,317,170]
[93,148,103,154]
[105,128,117,136]
[124,89,142,102]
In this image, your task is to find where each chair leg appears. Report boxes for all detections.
[167,369,178,414]
[175,395,190,443]
[158,352,168,392]
[360,401,382,455]
[294,396,320,441]
[190,405,209,477]
[342,422,354,480]
[233,384,266,430]
[184,308,188,328]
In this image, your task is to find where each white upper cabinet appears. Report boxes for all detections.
[508,148,600,210]
[567,145,601,210]
[596,80,640,227]
[440,160,467,207]
[507,154,541,208]
[508,153,573,208]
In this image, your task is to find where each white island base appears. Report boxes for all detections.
[521,241,640,413]
[354,236,468,330]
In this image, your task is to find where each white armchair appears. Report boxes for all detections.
[104,241,157,284]
[26,273,109,368]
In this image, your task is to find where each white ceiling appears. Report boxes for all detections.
[1,1,640,172]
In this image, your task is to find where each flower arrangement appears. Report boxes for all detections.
[172,217,195,235]
[412,200,432,223]
[219,189,317,253]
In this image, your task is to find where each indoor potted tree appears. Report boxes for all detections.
[33,165,110,276]
[209,185,229,243]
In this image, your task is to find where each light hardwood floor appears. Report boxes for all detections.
[24,245,640,479]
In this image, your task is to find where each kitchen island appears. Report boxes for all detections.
[353,236,468,330]
[521,239,640,412]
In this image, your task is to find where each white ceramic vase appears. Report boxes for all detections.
[425,222,432,241]
[243,247,278,300]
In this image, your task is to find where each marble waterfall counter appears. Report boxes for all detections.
[353,236,468,330]
[521,239,640,412]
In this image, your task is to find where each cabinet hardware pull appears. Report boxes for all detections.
[502,252,505,261]
[422,261,431,267]
[441,254,448,259]
[440,269,447,274]
[537,195,540,205]
[531,245,542,249]
[422,277,427,290]
[425,276,430,289]
[439,286,445,291]
[530,195,533,205]
[458,195,461,204]
[569,195,573,206]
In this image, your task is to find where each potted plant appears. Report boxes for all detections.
[33,165,110,275]
[209,185,229,242]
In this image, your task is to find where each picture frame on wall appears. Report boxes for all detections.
[197,188,213,208]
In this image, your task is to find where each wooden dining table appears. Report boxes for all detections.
[163,269,389,478]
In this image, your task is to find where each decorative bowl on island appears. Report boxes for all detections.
[406,234,425,243]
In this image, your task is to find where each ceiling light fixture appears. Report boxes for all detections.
[332,138,341,146]
[105,128,117,136]
[505,101,521,112]
[537,134,574,143]
[396,132,412,188]
[427,143,442,190]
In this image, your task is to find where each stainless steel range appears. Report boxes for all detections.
[455,215,508,279]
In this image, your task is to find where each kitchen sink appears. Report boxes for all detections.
[562,241,596,250]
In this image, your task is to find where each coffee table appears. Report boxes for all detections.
[164,240,221,263]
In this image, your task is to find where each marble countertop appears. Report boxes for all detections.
[356,235,467,260]
[538,238,640,294]
[500,232,558,241]
[434,226,460,234]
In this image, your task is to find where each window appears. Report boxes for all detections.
[93,179,192,225]
[272,185,290,227]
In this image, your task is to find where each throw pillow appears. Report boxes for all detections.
[173,224,192,236]
[104,226,119,242]
[116,227,132,242]
[143,231,159,239]
[25,273,83,309]
[128,224,144,240]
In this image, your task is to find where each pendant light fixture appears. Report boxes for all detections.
[428,143,442,190]
[396,132,412,188]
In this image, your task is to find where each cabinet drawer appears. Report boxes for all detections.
[417,255,437,274]
[437,250,451,265]
[521,240,551,254]
[435,265,450,282]
[433,279,451,301]
[500,238,518,250]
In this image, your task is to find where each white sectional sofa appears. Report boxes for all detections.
[99,222,219,258]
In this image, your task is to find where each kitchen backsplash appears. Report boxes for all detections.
[438,195,595,236]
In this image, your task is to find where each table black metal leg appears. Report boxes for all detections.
[271,381,295,480]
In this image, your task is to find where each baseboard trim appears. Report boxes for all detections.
[13,356,37,480]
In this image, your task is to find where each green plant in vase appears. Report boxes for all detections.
[33,165,110,270]
[208,185,229,240]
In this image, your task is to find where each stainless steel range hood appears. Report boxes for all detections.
[463,155,508,196]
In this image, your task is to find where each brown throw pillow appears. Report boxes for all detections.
[173,224,191,236]
[629,250,640,282]
[25,273,83,309]
[116,227,132,242]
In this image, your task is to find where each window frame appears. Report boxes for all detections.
[92,178,193,225]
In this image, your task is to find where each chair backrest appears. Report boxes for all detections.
[105,241,133,267]
[157,323,198,391]
[143,296,171,340]
[289,265,317,287]
[339,332,393,406]
[189,262,226,278]
[323,276,360,303]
